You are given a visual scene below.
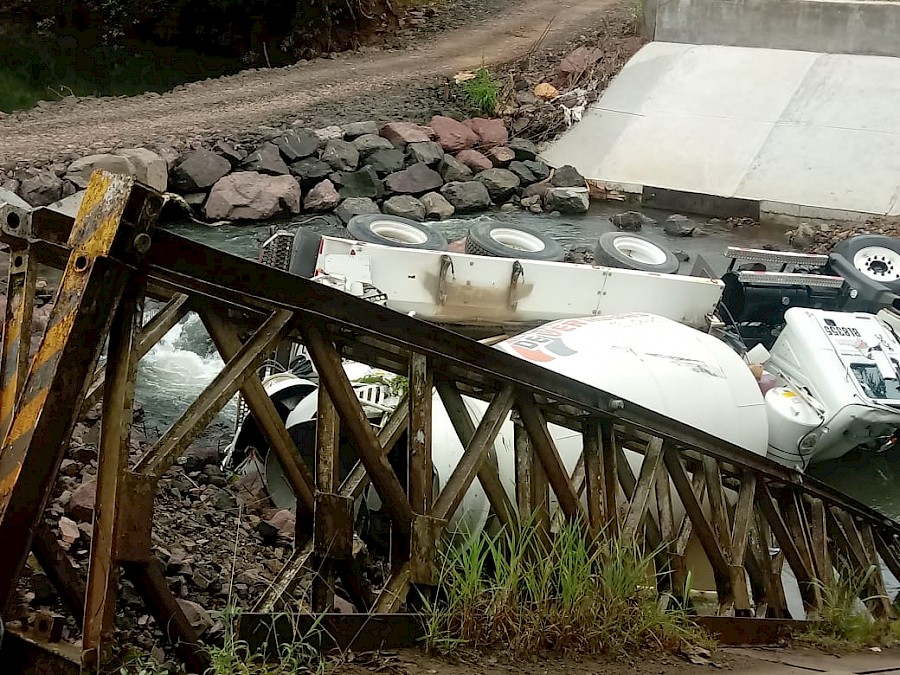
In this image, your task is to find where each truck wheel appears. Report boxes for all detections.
[465,222,565,261]
[832,235,900,291]
[347,214,448,250]
[594,232,679,274]
[288,228,322,278]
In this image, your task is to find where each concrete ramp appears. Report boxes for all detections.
[541,42,900,221]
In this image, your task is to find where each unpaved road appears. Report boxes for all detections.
[0,0,616,167]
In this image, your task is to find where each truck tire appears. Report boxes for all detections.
[464,222,565,261]
[347,214,448,251]
[288,228,322,279]
[594,232,679,274]
[831,235,900,292]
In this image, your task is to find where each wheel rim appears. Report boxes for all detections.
[489,227,546,253]
[369,220,429,245]
[852,246,900,282]
[612,236,668,266]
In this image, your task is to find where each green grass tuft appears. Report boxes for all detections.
[422,519,710,657]
[460,67,501,118]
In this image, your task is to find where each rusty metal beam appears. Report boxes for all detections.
[433,385,514,522]
[201,310,316,516]
[304,323,414,536]
[82,277,143,669]
[0,245,37,444]
[135,309,292,478]
[0,172,162,613]
[516,394,585,523]
[435,381,516,528]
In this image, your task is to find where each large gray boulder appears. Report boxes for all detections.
[66,154,136,189]
[383,195,426,222]
[508,138,539,161]
[342,121,378,139]
[333,166,384,200]
[335,197,380,224]
[551,164,586,188]
[475,168,520,203]
[19,171,63,207]
[321,140,359,172]
[204,172,301,220]
[507,161,537,186]
[242,142,290,175]
[384,163,443,195]
[173,149,232,191]
[115,148,168,191]
[438,155,473,183]
[406,142,444,167]
[421,192,455,220]
[352,134,394,158]
[544,187,589,214]
[276,129,320,162]
[289,157,331,188]
[367,149,406,176]
[440,181,491,213]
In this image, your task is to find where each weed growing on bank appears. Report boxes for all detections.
[422,519,710,656]
[460,67,502,117]
[798,562,900,650]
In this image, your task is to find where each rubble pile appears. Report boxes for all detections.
[788,218,900,254]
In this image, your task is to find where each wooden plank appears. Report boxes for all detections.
[408,354,432,514]
[621,438,664,541]
[135,309,293,478]
[433,386,514,522]
[435,381,516,528]
[304,324,414,536]
[582,418,604,536]
[663,447,731,597]
[517,394,585,523]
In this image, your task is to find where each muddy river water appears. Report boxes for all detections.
[137,206,899,525]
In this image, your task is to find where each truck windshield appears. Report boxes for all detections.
[850,362,900,400]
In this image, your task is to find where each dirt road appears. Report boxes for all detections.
[0,0,617,167]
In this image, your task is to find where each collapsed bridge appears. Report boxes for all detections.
[1,172,900,672]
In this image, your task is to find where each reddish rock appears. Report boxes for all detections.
[304,179,341,212]
[379,122,434,145]
[204,171,301,220]
[556,46,603,86]
[267,509,296,538]
[464,118,509,149]
[58,517,80,549]
[486,146,516,167]
[67,479,96,523]
[429,115,479,153]
[456,149,493,173]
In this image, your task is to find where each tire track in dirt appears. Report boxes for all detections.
[0,0,617,166]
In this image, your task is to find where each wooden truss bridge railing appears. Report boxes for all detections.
[1,171,900,672]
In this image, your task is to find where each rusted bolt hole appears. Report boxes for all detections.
[74,255,89,271]
[6,213,19,229]
[13,255,23,268]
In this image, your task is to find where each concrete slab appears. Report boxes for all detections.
[541,42,900,220]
